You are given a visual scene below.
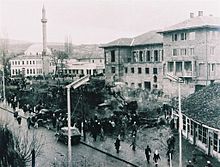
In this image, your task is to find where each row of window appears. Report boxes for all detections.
[172,32,195,41]
[183,116,220,153]
[126,81,158,89]
[111,66,158,75]
[109,49,163,63]
[62,69,96,75]
[124,67,158,75]
[172,48,194,56]
[11,60,42,66]
[132,50,163,63]
[12,68,43,75]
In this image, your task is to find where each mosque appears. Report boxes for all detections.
[9,6,105,77]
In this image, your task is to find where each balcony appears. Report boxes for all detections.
[167,71,194,78]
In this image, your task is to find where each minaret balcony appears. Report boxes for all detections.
[41,19,47,23]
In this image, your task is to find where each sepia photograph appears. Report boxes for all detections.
[0,0,220,166]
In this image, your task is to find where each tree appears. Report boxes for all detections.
[51,50,69,78]
[0,121,43,167]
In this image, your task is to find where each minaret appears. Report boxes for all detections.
[41,5,47,54]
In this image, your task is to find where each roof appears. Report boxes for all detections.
[101,30,163,48]
[132,30,163,46]
[100,38,133,48]
[159,15,220,33]
[182,83,220,129]
[10,54,42,60]
[24,43,52,55]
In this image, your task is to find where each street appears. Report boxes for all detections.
[0,103,133,167]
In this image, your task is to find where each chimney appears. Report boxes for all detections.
[198,11,203,16]
[190,12,194,18]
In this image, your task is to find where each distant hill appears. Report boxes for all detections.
[1,39,104,59]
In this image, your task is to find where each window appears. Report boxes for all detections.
[153,75,157,83]
[189,48,194,55]
[22,61,24,65]
[138,67,142,74]
[33,61,35,65]
[202,127,208,144]
[214,133,218,152]
[30,61,32,65]
[189,32,195,40]
[145,68,149,74]
[33,69,35,74]
[132,51,138,62]
[154,50,159,62]
[27,61,29,65]
[27,69,29,74]
[190,120,194,135]
[153,68,158,74]
[180,48,187,55]
[12,61,14,65]
[30,69,32,74]
[211,64,215,72]
[198,125,202,141]
[173,49,178,56]
[12,69,15,75]
[139,51,143,62]
[18,61,20,65]
[187,119,190,133]
[111,50,115,62]
[183,115,186,131]
[210,47,215,55]
[138,83,142,88]
[92,60,94,63]
[15,61,17,65]
[181,33,187,40]
[146,51,151,61]
[131,67,135,73]
[125,67,128,74]
[111,67,115,73]
[172,33,178,41]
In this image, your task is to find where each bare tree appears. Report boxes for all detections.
[0,120,44,167]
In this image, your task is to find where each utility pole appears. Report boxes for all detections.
[166,73,183,167]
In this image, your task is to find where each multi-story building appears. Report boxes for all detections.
[61,58,104,76]
[101,31,163,90]
[10,44,55,77]
[159,11,220,96]
[102,11,220,95]
[78,57,105,74]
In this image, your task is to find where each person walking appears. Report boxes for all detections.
[114,135,121,153]
[186,160,194,167]
[130,135,136,151]
[145,145,152,164]
[153,150,161,167]
[17,116,22,127]
[27,116,31,129]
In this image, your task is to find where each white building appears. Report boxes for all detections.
[10,44,55,77]
[61,58,104,76]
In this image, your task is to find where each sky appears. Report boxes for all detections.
[0,0,220,44]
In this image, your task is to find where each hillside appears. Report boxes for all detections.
[2,39,103,59]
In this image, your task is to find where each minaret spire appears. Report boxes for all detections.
[41,4,47,54]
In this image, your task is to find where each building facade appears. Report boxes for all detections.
[10,44,55,77]
[101,31,164,90]
[102,11,220,96]
[159,11,220,96]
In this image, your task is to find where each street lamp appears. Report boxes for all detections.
[166,73,183,167]
[65,75,89,167]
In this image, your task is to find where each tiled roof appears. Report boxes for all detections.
[132,30,163,46]
[159,16,220,33]
[182,83,220,129]
[100,38,133,48]
[101,30,163,48]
